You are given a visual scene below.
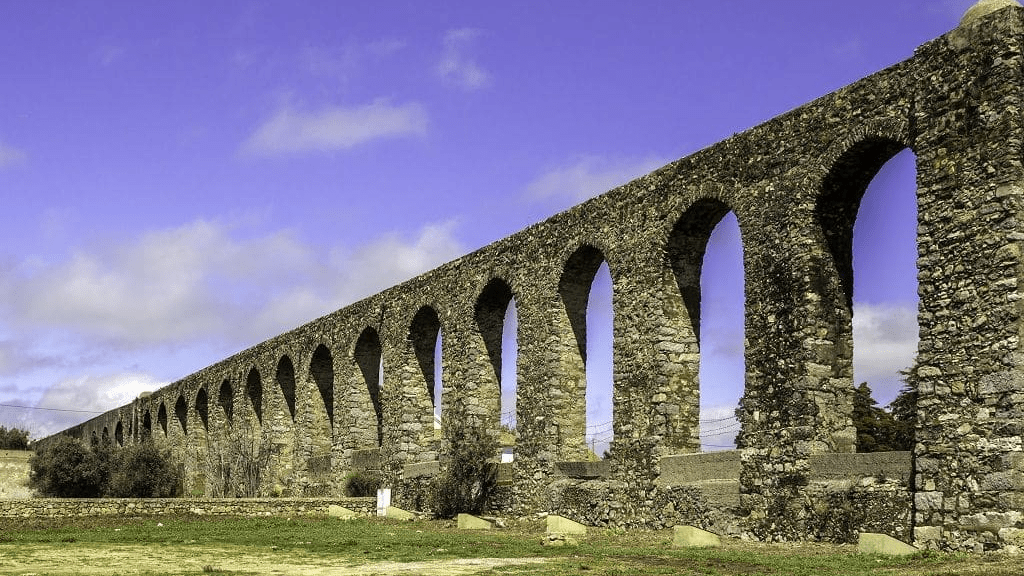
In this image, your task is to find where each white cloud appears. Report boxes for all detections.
[0,218,464,349]
[26,372,165,438]
[852,301,918,403]
[0,139,26,168]
[526,155,668,204]
[437,28,491,90]
[241,99,427,156]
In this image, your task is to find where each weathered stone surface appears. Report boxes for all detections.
[546,514,587,535]
[385,506,416,521]
[673,525,721,548]
[858,533,918,556]
[327,505,358,519]
[39,1,1024,553]
[457,513,493,529]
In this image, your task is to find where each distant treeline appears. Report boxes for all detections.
[0,425,30,450]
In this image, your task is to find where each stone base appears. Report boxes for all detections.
[673,525,721,548]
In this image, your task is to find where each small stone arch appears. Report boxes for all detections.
[246,367,263,425]
[114,421,124,447]
[354,327,384,446]
[175,394,188,436]
[276,355,297,421]
[409,305,442,412]
[141,410,152,441]
[309,344,335,427]
[196,387,209,431]
[157,402,168,436]
[218,379,233,424]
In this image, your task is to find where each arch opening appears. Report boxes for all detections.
[309,345,335,428]
[218,379,233,424]
[141,411,152,441]
[665,198,738,453]
[817,141,919,453]
[410,306,442,422]
[114,421,124,447]
[196,388,209,431]
[175,395,188,435]
[157,402,168,436]
[354,327,384,446]
[559,245,613,458]
[246,367,263,425]
[276,355,297,421]
[475,278,518,453]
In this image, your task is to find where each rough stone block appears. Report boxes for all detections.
[546,514,587,535]
[386,506,416,521]
[858,533,918,556]
[672,525,721,548]
[327,505,357,519]
[457,513,493,529]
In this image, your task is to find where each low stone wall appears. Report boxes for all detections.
[0,497,376,519]
[0,450,32,499]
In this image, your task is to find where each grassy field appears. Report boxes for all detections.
[0,515,1019,575]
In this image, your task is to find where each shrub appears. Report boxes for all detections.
[106,442,180,497]
[343,470,381,497]
[28,435,107,497]
[427,415,498,519]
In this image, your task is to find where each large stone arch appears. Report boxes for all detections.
[270,353,298,490]
[301,343,335,492]
[245,366,264,426]
[473,277,517,442]
[353,326,384,447]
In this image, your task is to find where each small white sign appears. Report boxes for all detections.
[376,487,391,517]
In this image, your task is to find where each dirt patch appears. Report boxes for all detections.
[0,543,551,575]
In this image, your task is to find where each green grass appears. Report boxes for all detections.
[1,515,1019,575]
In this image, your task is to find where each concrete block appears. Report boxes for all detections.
[457,513,493,529]
[672,525,721,548]
[546,514,587,535]
[386,506,416,521]
[858,533,918,556]
[327,505,357,519]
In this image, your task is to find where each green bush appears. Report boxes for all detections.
[106,442,179,497]
[427,417,498,519]
[0,425,30,450]
[343,470,381,497]
[29,435,107,497]
[29,435,180,498]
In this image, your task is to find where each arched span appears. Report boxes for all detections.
[218,379,233,424]
[660,197,744,452]
[246,367,263,425]
[276,355,297,421]
[114,421,123,447]
[196,387,209,431]
[410,306,442,411]
[817,136,910,308]
[157,402,168,436]
[354,327,383,446]
[309,344,335,427]
[559,245,608,364]
[175,394,188,435]
[141,410,152,441]
[475,277,518,439]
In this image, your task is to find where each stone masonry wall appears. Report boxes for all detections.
[0,497,375,519]
[42,3,1024,551]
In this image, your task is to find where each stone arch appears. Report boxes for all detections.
[101,426,109,446]
[309,344,335,427]
[218,379,233,424]
[410,305,443,417]
[659,197,743,452]
[175,394,188,436]
[157,402,168,436]
[305,344,335,484]
[276,355,297,422]
[114,421,123,447]
[141,410,152,441]
[246,367,263,425]
[557,244,614,458]
[474,277,517,443]
[196,387,209,432]
[354,327,384,446]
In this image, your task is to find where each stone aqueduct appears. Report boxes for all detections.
[50,3,1024,551]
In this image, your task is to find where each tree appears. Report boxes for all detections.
[427,409,499,519]
[852,382,912,452]
[106,442,179,497]
[28,435,107,497]
[0,425,30,450]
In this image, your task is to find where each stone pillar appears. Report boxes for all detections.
[910,5,1024,551]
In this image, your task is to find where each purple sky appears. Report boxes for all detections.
[0,1,974,443]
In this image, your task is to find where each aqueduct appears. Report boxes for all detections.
[51,1,1024,551]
